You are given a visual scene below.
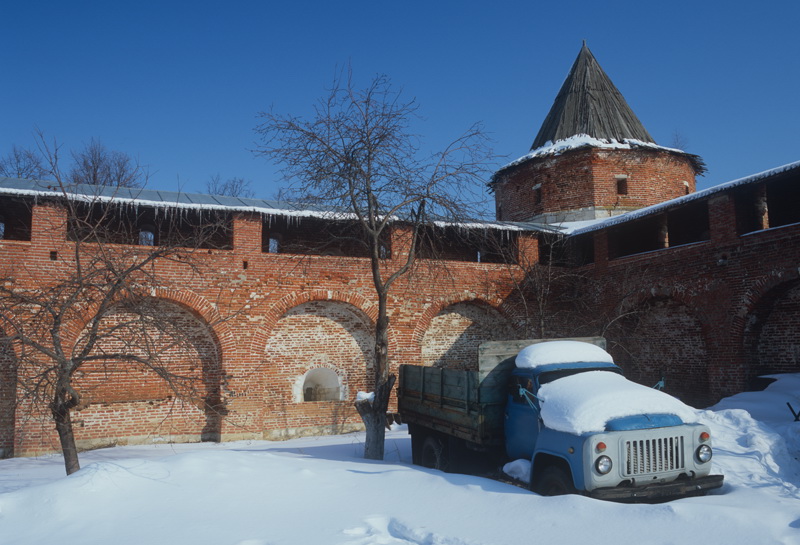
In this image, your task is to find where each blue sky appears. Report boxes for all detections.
[2,1,798,201]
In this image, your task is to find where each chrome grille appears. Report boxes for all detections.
[624,435,685,475]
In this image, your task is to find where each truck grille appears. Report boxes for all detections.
[624,435,685,476]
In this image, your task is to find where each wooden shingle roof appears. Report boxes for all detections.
[531,43,655,150]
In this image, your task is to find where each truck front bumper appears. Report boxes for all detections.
[588,474,724,502]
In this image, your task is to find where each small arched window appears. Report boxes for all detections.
[302,368,341,402]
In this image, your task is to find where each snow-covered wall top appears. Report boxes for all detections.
[565,160,800,236]
[539,371,699,434]
[497,134,687,174]
[0,177,524,232]
[515,340,614,369]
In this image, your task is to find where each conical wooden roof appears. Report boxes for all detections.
[531,44,654,150]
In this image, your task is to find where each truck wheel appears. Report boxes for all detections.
[421,436,449,471]
[534,466,577,496]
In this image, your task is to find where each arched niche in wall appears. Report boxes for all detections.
[301,367,342,402]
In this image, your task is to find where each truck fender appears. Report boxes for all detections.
[531,453,579,495]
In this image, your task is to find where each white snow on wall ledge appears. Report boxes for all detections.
[539,371,699,434]
[498,134,687,173]
[0,178,523,232]
[568,160,800,236]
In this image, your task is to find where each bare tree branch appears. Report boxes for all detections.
[254,68,495,460]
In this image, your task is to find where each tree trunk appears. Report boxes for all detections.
[51,395,81,475]
[356,288,396,460]
[355,374,396,460]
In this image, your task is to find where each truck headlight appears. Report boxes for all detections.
[696,444,712,463]
[595,455,613,475]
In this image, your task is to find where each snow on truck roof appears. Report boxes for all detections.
[514,340,614,369]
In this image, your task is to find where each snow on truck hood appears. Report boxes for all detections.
[538,371,699,435]
[514,340,614,368]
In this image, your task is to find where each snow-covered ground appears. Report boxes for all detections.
[1,375,799,545]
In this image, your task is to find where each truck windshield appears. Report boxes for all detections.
[537,367,622,386]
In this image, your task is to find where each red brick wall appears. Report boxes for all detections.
[420,301,515,370]
[3,203,527,456]
[0,335,15,456]
[569,192,800,406]
[494,148,697,222]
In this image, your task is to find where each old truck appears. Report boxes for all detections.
[398,338,724,501]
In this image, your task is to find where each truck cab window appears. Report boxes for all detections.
[508,376,534,404]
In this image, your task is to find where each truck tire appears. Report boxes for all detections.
[534,465,577,496]
[421,435,449,471]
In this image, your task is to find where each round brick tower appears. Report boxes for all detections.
[491,44,705,225]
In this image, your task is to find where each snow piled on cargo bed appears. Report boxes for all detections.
[539,371,699,434]
[514,340,614,368]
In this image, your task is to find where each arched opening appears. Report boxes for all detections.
[421,301,514,370]
[744,279,800,384]
[74,297,225,445]
[608,297,710,407]
[263,300,373,433]
[302,368,341,402]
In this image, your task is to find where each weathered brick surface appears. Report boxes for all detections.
[494,147,696,222]
[2,154,798,456]
[574,195,800,406]
[1,203,528,456]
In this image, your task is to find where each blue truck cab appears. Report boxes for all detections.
[398,338,724,501]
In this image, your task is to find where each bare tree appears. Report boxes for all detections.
[254,70,494,460]
[0,156,230,475]
[69,139,146,188]
[206,174,255,198]
[498,232,596,339]
[0,145,50,180]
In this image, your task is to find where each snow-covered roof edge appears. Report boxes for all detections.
[0,177,532,233]
[567,160,800,236]
[491,134,706,182]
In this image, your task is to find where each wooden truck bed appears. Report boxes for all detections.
[398,364,507,446]
[397,338,607,446]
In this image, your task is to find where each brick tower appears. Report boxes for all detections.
[491,43,705,225]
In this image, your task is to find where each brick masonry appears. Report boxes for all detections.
[1,155,799,457]
[494,147,697,223]
[0,202,528,456]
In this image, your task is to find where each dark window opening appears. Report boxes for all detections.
[67,203,233,249]
[733,185,764,235]
[766,173,800,228]
[607,215,664,259]
[416,225,517,264]
[261,216,375,258]
[0,197,33,241]
[616,176,629,196]
[533,184,542,205]
[539,233,594,267]
[666,201,710,247]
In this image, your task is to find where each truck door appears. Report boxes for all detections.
[505,373,541,460]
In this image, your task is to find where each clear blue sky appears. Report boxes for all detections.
[2,1,798,200]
